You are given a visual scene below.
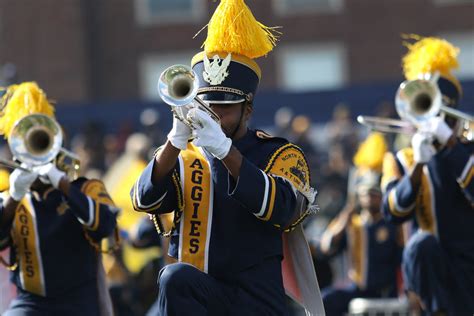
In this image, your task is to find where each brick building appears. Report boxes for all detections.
[0,0,472,103]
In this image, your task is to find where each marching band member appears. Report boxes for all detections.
[315,133,403,316]
[382,36,474,315]
[0,82,118,316]
[131,0,323,314]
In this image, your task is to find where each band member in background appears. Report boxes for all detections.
[131,0,323,314]
[314,133,403,316]
[382,36,474,315]
[0,82,118,316]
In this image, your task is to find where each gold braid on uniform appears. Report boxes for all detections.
[283,210,312,233]
[0,255,18,271]
[83,227,122,254]
[0,231,18,271]
[151,170,184,237]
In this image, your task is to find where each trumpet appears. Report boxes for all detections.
[157,64,220,129]
[358,76,474,136]
[0,114,80,178]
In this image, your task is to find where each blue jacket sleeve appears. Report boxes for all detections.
[228,157,297,227]
[130,159,181,215]
[67,180,118,239]
[130,216,161,248]
[381,151,417,224]
[382,175,417,224]
[442,141,474,204]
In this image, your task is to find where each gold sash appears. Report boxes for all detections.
[13,196,45,296]
[179,144,213,272]
[347,215,368,289]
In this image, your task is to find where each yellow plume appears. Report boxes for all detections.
[353,132,388,173]
[0,82,55,139]
[402,34,460,89]
[0,169,9,191]
[202,0,279,59]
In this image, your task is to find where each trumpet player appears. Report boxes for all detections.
[381,36,474,315]
[130,1,323,315]
[0,82,118,316]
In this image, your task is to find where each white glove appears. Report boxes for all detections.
[167,115,192,150]
[420,116,453,146]
[36,163,66,189]
[9,168,38,201]
[187,108,232,160]
[411,132,436,164]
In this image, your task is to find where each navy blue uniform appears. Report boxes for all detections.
[131,129,311,315]
[382,141,474,315]
[317,213,402,316]
[0,178,118,316]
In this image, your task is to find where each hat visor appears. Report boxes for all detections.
[198,92,245,105]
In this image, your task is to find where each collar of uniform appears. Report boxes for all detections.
[232,128,254,153]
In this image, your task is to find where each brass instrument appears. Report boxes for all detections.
[157,64,220,129]
[358,76,473,137]
[0,114,80,178]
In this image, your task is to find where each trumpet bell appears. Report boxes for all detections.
[395,79,442,125]
[157,64,220,129]
[158,64,198,107]
[9,114,63,167]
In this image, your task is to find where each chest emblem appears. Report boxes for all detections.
[56,201,69,215]
[376,227,389,243]
[203,53,231,85]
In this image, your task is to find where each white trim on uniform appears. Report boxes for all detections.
[177,155,185,262]
[134,174,168,209]
[255,170,270,217]
[390,189,416,213]
[458,155,473,184]
[77,196,95,227]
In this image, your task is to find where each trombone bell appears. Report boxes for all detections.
[395,79,442,125]
[358,77,474,136]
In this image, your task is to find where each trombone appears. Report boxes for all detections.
[0,114,80,178]
[358,75,474,138]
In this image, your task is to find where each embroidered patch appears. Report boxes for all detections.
[81,180,115,206]
[265,144,310,194]
[203,53,231,85]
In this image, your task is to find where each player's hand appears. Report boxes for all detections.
[36,163,66,189]
[187,108,231,160]
[167,115,192,150]
[9,168,38,201]
[419,116,453,146]
[412,132,436,164]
